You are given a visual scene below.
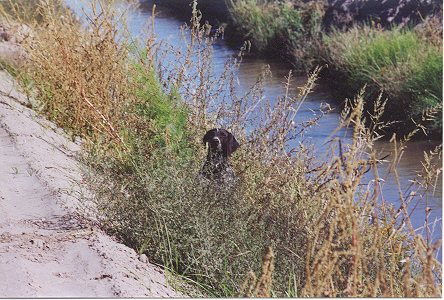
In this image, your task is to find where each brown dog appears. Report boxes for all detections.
[200,128,239,182]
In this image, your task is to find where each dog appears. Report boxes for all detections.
[199,128,239,183]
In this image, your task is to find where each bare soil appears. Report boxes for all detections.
[0,50,186,296]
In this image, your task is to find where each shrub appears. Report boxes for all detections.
[2,0,132,147]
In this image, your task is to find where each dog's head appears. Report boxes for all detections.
[203,128,239,158]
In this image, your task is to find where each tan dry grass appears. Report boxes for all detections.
[2,0,133,151]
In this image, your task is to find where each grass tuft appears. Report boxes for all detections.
[322,23,442,137]
[228,0,325,70]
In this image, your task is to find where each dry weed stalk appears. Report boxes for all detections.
[234,271,256,297]
[234,246,274,297]
[3,0,133,151]
[299,90,442,297]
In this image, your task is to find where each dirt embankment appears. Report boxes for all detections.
[0,28,187,297]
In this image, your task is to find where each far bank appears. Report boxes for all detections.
[142,0,443,139]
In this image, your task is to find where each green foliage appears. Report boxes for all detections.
[405,45,443,131]
[228,0,325,69]
[322,24,443,137]
[228,0,282,52]
[129,59,189,154]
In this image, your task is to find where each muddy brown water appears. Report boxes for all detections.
[65,0,442,255]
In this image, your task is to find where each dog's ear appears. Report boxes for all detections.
[203,129,216,145]
[224,131,239,157]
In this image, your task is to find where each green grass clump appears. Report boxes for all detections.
[321,23,442,137]
[228,0,325,70]
[227,0,442,137]
[3,0,442,297]
[127,57,189,155]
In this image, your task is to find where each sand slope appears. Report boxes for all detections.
[0,70,185,297]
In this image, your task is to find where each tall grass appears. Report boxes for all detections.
[0,0,70,24]
[3,0,442,297]
[2,0,132,147]
[227,0,442,137]
[228,0,325,70]
[322,23,443,138]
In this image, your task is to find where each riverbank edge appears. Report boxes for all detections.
[0,43,190,299]
[144,0,443,140]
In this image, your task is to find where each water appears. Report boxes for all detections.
[64,0,442,251]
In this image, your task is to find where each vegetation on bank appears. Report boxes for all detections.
[1,0,442,297]
[321,21,443,138]
[228,0,325,68]
[227,0,443,138]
